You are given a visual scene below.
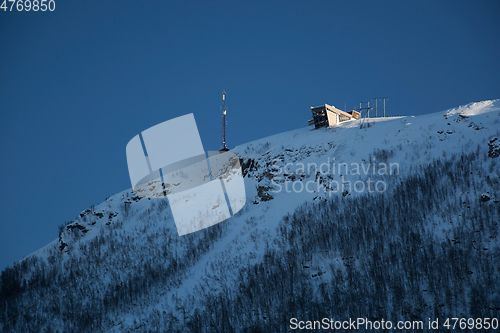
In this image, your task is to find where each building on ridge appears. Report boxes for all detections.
[310,104,358,129]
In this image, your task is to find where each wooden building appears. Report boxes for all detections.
[348,110,361,119]
[310,104,356,129]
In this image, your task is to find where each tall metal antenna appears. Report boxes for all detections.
[220,91,229,152]
[358,101,373,129]
[383,97,388,117]
[357,101,371,116]
[374,97,388,117]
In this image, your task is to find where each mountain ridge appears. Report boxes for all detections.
[1,100,499,332]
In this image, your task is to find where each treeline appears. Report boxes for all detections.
[0,196,229,332]
[186,150,499,332]
[0,149,498,332]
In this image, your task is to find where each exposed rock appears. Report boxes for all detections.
[241,158,258,177]
[257,186,273,202]
[488,137,500,158]
[480,194,491,202]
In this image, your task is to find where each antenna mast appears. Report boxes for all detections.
[373,97,388,117]
[220,91,229,152]
[358,101,372,129]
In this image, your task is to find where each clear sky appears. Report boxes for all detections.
[1,0,499,271]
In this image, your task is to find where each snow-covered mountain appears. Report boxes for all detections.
[1,100,499,332]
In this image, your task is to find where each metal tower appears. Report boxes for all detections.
[373,97,388,117]
[220,91,229,152]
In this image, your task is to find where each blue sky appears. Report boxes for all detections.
[1,0,499,270]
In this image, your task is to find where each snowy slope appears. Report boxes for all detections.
[1,100,499,332]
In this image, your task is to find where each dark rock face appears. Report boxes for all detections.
[256,186,273,202]
[488,137,500,158]
[480,194,491,202]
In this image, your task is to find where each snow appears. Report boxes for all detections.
[13,99,500,331]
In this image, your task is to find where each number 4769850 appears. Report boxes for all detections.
[1,0,55,11]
